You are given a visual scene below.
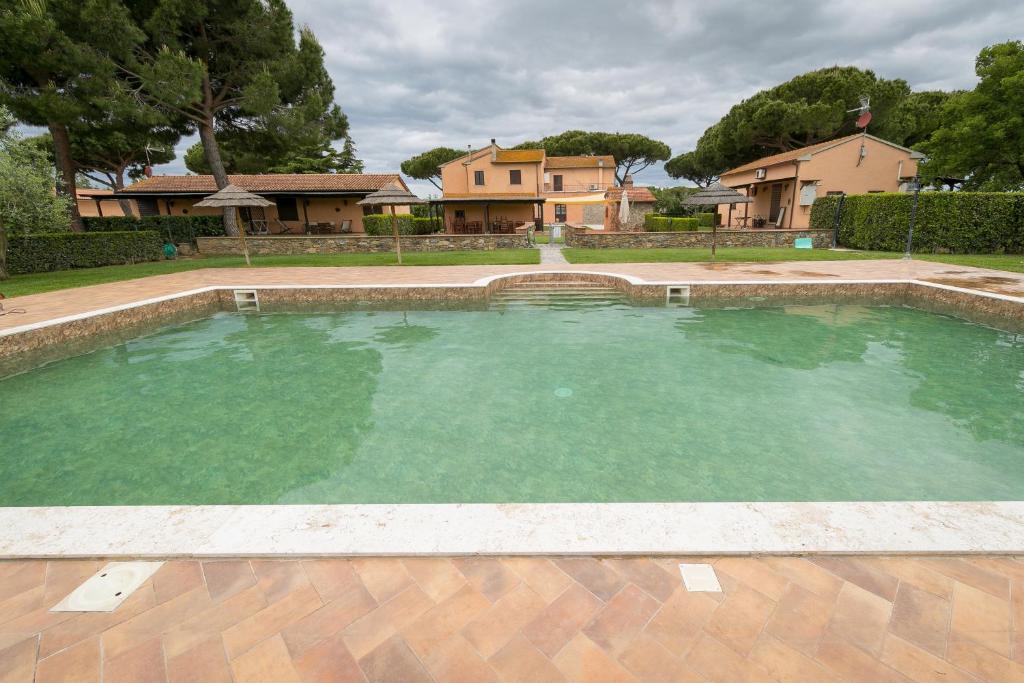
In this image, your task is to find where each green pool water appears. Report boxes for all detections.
[1,301,1023,505]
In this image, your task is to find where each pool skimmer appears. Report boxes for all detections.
[50,561,163,612]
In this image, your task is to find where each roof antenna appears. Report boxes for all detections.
[847,95,872,165]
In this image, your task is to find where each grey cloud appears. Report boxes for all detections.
[154,0,1024,194]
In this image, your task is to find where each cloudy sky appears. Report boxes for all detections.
[157,0,1023,196]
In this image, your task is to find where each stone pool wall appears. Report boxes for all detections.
[564,226,834,249]
[196,233,529,255]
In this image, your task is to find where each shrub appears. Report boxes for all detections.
[671,217,699,232]
[645,216,673,232]
[810,192,1024,253]
[362,213,416,236]
[7,231,163,274]
[83,215,225,245]
[696,212,714,228]
[412,216,443,234]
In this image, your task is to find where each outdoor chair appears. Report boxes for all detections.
[339,219,352,233]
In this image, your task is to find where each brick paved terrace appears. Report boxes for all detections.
[2,555,1023,682]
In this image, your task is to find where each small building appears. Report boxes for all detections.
[115,174,411,233]
[716,133,924,229]
[605,177,656,231]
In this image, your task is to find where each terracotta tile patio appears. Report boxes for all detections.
[2,556,1023,682]
[1,259,1022,333]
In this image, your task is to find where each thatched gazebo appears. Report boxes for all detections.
[683,183,753,259]
[193,184,273,266]
[358,183,425,264]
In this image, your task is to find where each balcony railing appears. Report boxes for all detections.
[543,182,614,193]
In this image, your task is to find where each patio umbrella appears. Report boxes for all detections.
[193,184,273,266]
[618,188,630,228]
[358,183,425,264]
[683,182,753,260]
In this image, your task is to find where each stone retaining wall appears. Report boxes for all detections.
[564,226,834,249]
[197,234,529,255]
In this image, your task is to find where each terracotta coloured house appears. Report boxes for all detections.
[115,174,410,234]
[435,140,653,232]
[716,133,924,229]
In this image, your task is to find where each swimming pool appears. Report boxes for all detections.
[1,300,1022,506]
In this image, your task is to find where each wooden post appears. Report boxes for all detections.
[236,207,252,266]
[711,221,717,261]
[390,205,402,264]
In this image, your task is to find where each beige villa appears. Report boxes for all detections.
[115,174,411,233]
[716,133,925,229]
[435,140,654,232]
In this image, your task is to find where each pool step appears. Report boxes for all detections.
[490,284,627,308]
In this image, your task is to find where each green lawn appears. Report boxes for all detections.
[562,247,1024,273]
[0,249,540,298]
[562,247,900,264]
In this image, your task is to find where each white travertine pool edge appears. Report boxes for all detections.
[2,502,1023,558]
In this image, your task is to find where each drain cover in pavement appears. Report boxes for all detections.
[50,561,164,612]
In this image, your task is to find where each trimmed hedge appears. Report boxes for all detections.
[7,231,163,274]
[412,216,443,234]
[362,213,414,236]
[646,215,699,232]
[83,215,225,245]
[810,192,1024,253]
[671,217,699,232]
[696,212,714,228]
[645,216,673,232]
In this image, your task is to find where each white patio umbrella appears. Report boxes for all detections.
[618,189,631,228]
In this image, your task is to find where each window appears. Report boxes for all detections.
[552,174,563,191]
[474,170,485,185]
[275,197,299,221]
[362,205,382,215]
[509,169,521,185]
[554,204,567,222]
[136,198,159,216]
[454,210,466,219]
[826,191,845,196]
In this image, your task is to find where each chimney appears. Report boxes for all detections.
[623,175,634,188]
[490,138,497,162]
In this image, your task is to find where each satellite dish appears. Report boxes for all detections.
[856,110,873,129]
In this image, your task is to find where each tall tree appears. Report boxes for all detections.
[515,131,671,184]
[919,41,1024,191]
[664,149,719,187]
[180,27,358,175]
[670,66,912,178]
[119,2,346,235]
[0,107,71,279]
[0,0,140,230]
[400,147,464,190]
[876,90,958,149]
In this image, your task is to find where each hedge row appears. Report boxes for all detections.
[83,215,225,244]
[696,212,714,228]
[362,214,443,236]
[810,192,1024,253]
[645,216,699,232]
[7,231,163,274]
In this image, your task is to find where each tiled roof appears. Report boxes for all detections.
[605,186,656,203]
[119,174,405,194]
[494,149,545,163]
[545,155,615,169]
[75,188,115,197]
[437,192,544,202]
[719,134,871,177]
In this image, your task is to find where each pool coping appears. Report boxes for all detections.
[3,502,1024,557]
[2,271,1023,558]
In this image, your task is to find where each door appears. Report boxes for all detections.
[554,204,567,222]
[553,175,563,192]
[769,184,783,222]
